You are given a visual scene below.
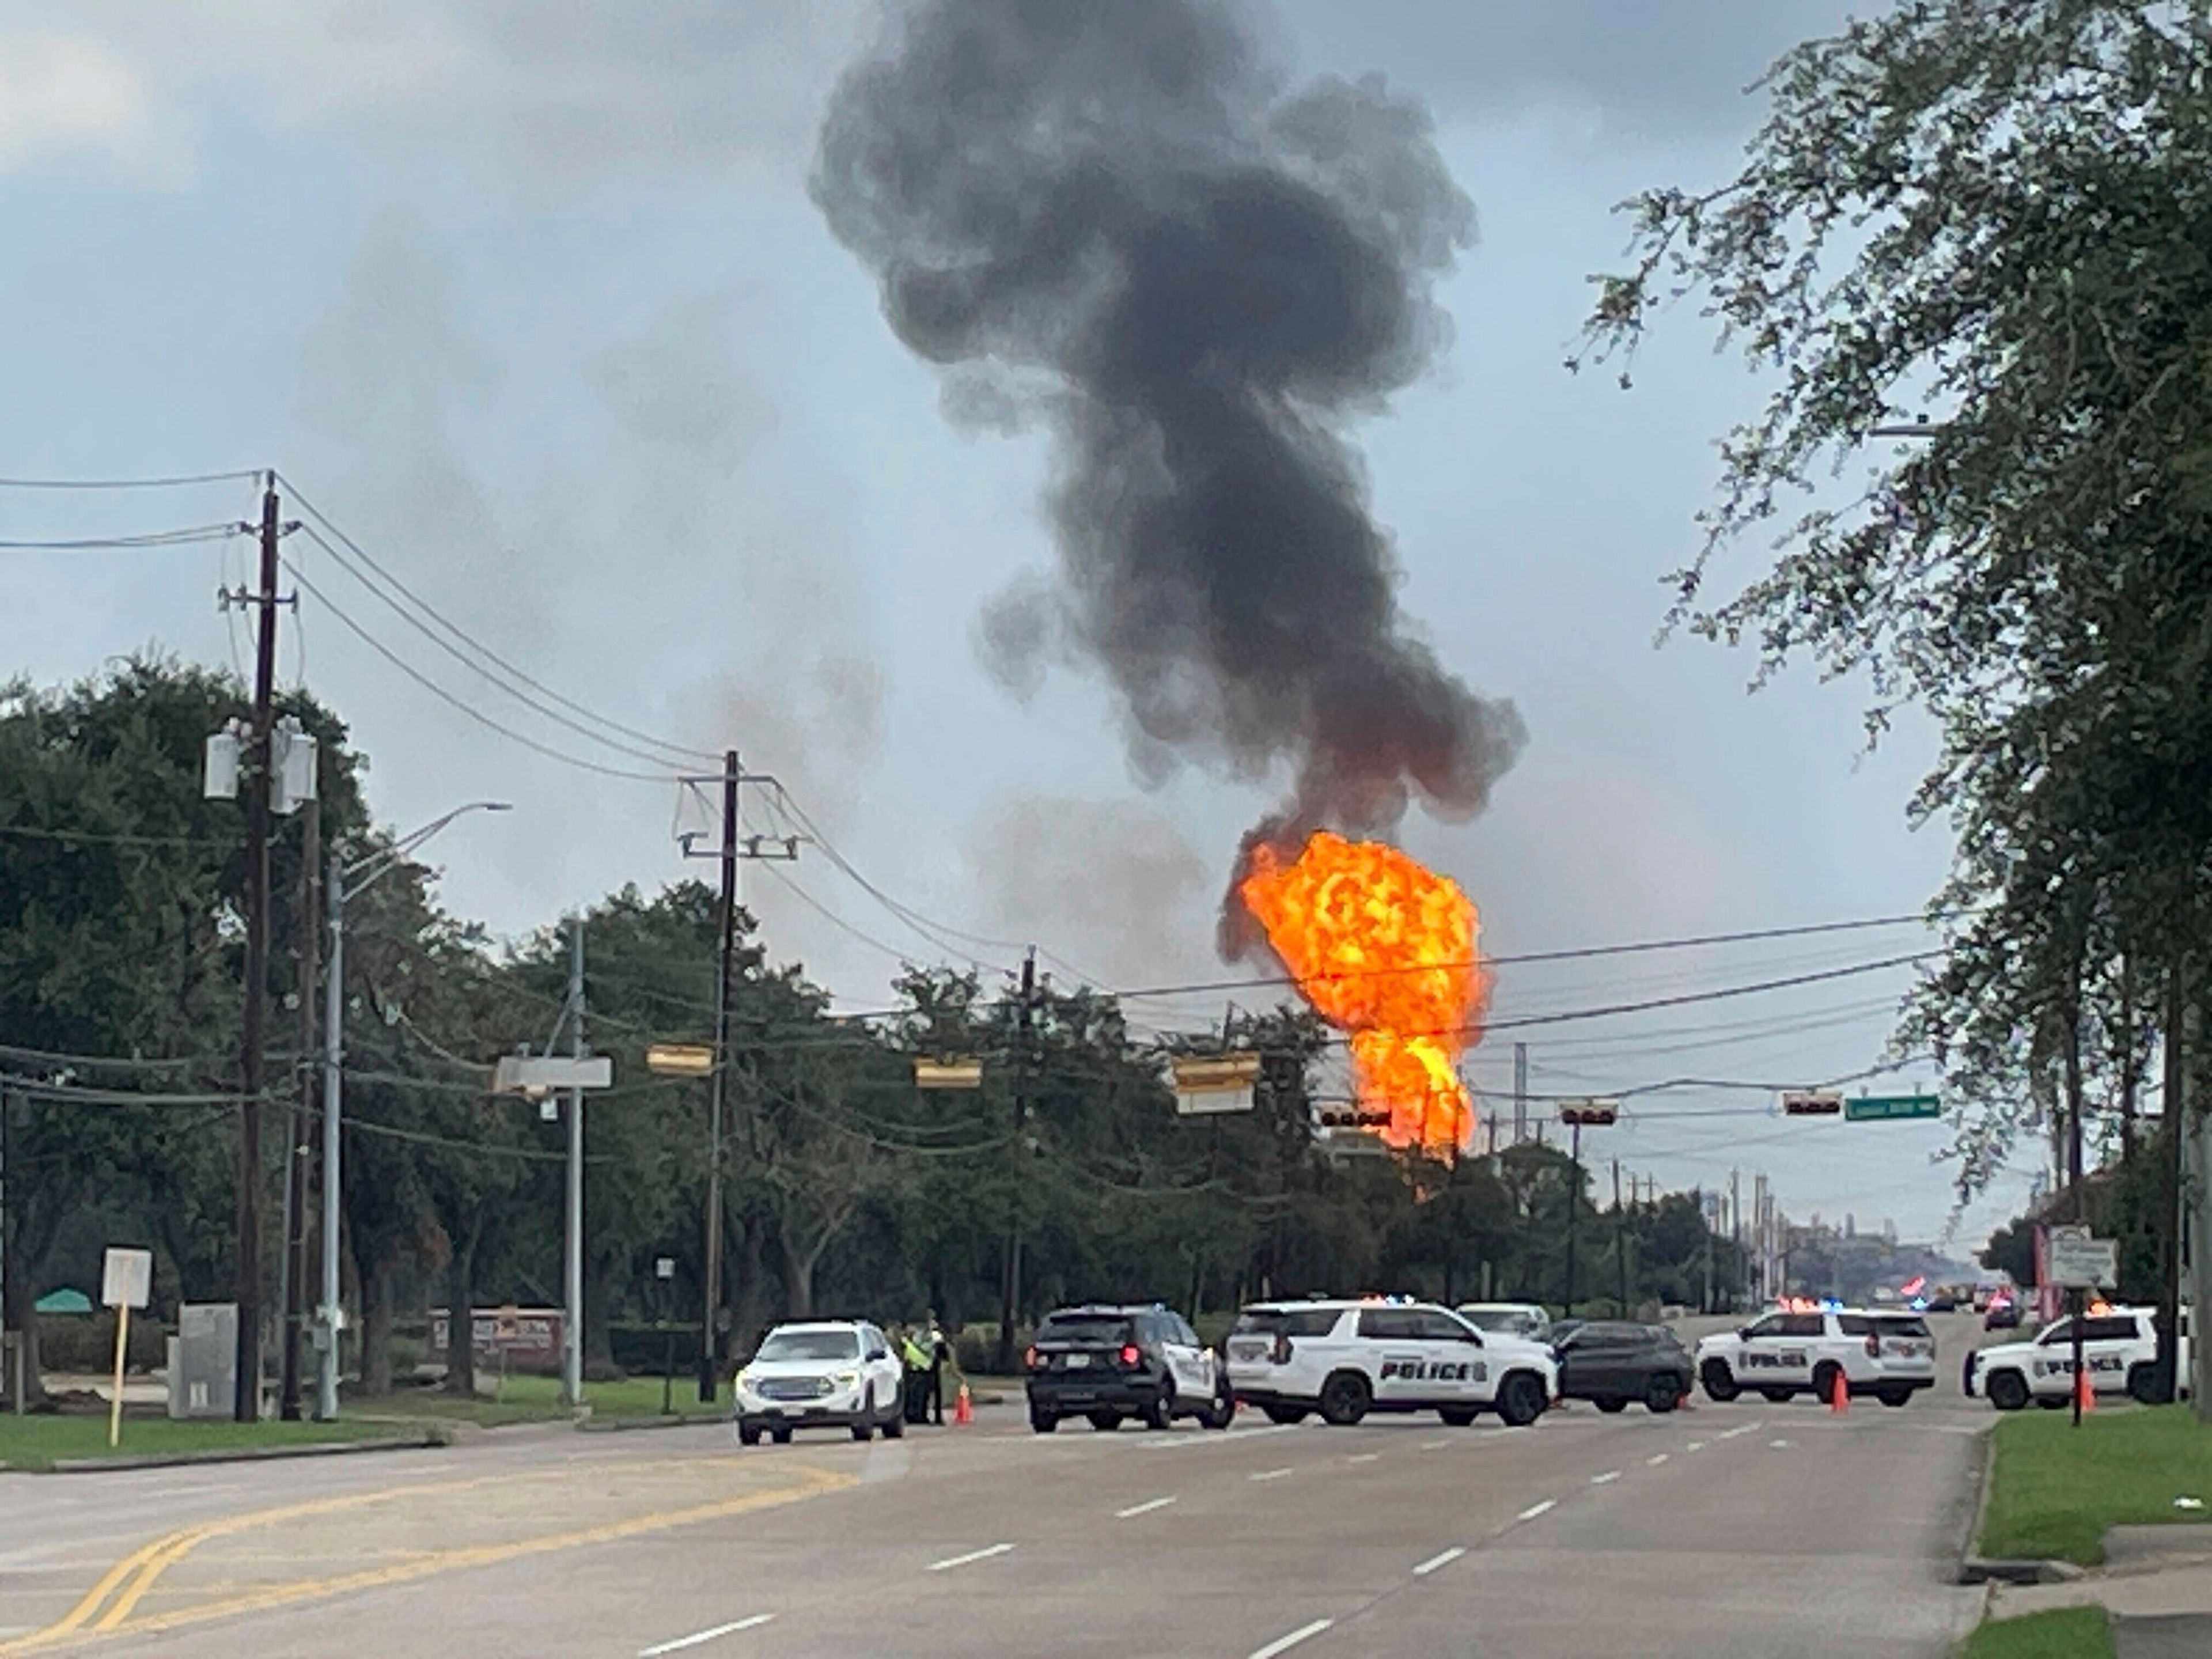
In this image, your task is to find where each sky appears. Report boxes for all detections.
[0,1,2045,1253]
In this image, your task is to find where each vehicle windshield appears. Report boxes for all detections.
[1232,1308,1342,1338]
[754,1329,859,1363]
[1037,1312,1136,1343]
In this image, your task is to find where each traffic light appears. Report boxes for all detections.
[1781,1090,1843,1116]
[1558,1100,1619,1127]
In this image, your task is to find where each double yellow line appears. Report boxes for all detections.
[1,1463,852,1653]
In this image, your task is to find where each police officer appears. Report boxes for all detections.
[900,1324,933,1425]
[916,1309,953,1426]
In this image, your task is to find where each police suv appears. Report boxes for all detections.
[1965,1305,2192,1410]
[1224,1299,1557,1429]
[1695,1308,1937,1407]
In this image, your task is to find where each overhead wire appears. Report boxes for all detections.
[0,522,251,551]
[0,469,263,491]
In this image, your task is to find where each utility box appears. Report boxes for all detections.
[168,1302,238,1420]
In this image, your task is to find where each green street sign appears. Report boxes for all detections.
[1844,1093,1941,1123]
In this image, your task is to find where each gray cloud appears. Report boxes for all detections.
[588,291,777,453]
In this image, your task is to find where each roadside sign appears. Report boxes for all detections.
[493,1055,612,1095]
[101,1248,152,1311]
[1844,1093,1941,1123]
[2045,1226,2118,1289]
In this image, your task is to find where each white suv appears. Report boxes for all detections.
[733,1320,906,1445]
[1696,1308,1936,1407]
[1966,1306,2194,1410]
[1224,1300,1558,1429]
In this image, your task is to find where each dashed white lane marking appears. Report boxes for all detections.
[1346,1452,1382,1464]
[1685,1441,1706,1452]
[1769,1439,1793,1449]
[1249,1467,1294,1482]
[638,1615,773,1656]
[1717,1421,1762,1441]
[1248,1618,1335,1659]
[927,1543,1016,1573]
[1516,1499,1556,1522]
[1590,1469,1622,1486]
[1116,1496,1178,1518]
[1646,1453,1670,1466]
[1411,1546,1466,1577]
[1419,1438,1452,1450]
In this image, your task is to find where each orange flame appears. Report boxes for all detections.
[1237,831,1489,1153]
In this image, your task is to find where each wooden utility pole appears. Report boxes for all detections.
[278,797,319,1419]
[995,949,1037,1374]
[234,478,282,1422]
[700,750,739,1403]
[1613,1158,1628,1316]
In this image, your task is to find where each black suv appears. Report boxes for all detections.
[1024,1304,1234,1433]
[1552,1321,1694,1414]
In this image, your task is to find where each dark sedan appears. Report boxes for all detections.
[1553,1321,1694,1414]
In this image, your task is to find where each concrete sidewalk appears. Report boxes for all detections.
[1990,1527,2212,1656]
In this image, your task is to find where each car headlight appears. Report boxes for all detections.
[735,1369,757,1393]
[830,1370,859,1390]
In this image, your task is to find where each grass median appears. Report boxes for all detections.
[0,1414,395,1473]
[358,1372,723,1427]
[1957,1608,2114,1659]
[1979,1405,2212,1566]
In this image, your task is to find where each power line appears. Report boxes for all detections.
[278,475,717,768]
[0,823,233,850]
[0,469,262,491]
[0,522,250,551]
[282,556,676,783]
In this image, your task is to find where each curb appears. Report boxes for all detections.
[40,1427,452,1474]
[575,1412,731,1434]
[1959,1557,2086,1586]
[1953,1423,1999,1584]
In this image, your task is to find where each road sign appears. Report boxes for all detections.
[1843,1093,1941,1123]
[101,1248,152,1310]
[493,1055,612,1095]
[1174,1054,1260,1115]
[1559,1099,1619,1127]
[2045,1226,2118,1289]
[1782,1090,1843,1116]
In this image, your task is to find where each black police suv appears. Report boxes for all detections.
[1024,1304,1234,1433]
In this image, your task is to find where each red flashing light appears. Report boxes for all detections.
[1119,1343,1142,1368]
[1024,1345,1041,1370]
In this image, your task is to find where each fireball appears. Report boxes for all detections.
[1238,832,1489,1153]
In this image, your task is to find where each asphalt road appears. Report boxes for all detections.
[0,1312,2005,1659]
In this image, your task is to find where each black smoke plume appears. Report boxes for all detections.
[813,0,1524,940]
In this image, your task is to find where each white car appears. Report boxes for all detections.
[1225,1299,1558,1429]
[1455,1301,1554,1343]
[1696,1308,1936,1407]
[1966,1306,2192,1410]
[733,1320,906,1445]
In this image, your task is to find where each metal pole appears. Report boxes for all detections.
[1613,1157,1628,1316]
[279,797,319,1421]
[996,949,1037,1373]
[0,1085,14,1415]
[317,861,344,1420]
[1513,1043,1527,1146]
[1563,1119,1581,1317]
[235,475,281,1422]
[562,917,586,1410]
[699,750,738,1403]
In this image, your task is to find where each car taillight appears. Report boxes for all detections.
[1119,1343,1142,1368]
[1024,1345,1042,1370]
[1272,1334,1293,1365]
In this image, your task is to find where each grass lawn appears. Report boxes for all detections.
[357,1372,721,1427]
[1980,1406,2212,1566]
[0,1413,397,1473]
[1957,1608,2114,1659]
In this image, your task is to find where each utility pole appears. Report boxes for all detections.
[701,751,738,1403]
[1730,1168,1743,1311]
[1512,1043,1527,1146]
[1,1086,16,1414]
[995,948,1039,1374]
[276,796,319,1420]
[1613,1157,1628,1316]
[318,851,344,1421]
[1699,1187,1714,1316]
[1563,1117,1582,1317]
[233,476,282,1422]
[2158,965,2187,1400]
[562,917,586,1410]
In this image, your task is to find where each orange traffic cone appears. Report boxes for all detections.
[953,1382,974,1426]
[2075,1369,2094,1414]
[1828,1369,1849,1414]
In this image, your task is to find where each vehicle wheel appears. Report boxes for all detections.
[770,1426,793,1445]
[1984,1369,2030,1412]
[1646,1376,1683,1414]
[1700,1360,1740,1403]
[1201,1385,1236,1430]
[2128,1362,2164,1406]
[1262,1404,1309,1426]
[737,1424,762,1446]
[1087,1410,1123,1431]
[1318,1370,1372,1427]
[1812,1363,1844,1406]
[1438,1407,1478,1427]
[1760,1388,1794,1404]
[1877,1387,1911,1409]
[1142,1381,1175,1431]
[1028,1409,1056,1434]
[851,1387,877,1441]
[884,1411,906,1439]
[1595,1397,1628,1414]
[1497,1372,1547,1429]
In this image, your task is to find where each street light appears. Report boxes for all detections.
[316,800,510,1420]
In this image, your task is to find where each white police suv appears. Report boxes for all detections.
[1696,1308,1936,1407]
[1224,1298,1558,1429]
[1965,1305,2193,1410]
[733,1320,906,1445]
